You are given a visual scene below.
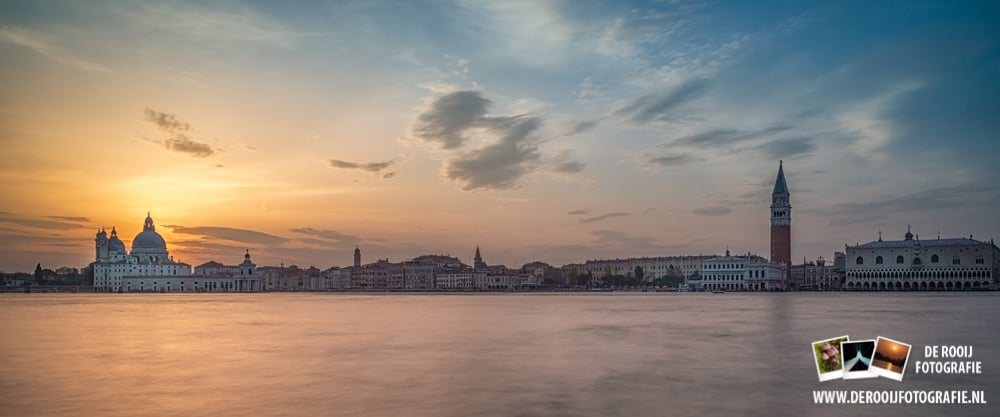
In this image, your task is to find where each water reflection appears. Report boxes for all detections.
[0,293,997,417]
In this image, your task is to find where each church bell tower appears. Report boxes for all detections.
[770,161,792,284]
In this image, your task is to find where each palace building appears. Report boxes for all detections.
[844,227,999,291]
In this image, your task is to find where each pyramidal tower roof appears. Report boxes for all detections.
[772,160,789,195]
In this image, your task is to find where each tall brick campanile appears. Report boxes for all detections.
[770,160,792,285]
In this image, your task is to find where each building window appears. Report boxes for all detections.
[913,258,922,265]
[976,256,984,264]
[856,256,864,265]
[896,256,904,264]
[953,257,961,265]
[931,254,939,263]
[876,256,883,265]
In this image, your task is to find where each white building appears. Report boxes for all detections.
[699,250,785,291]
[435,270,481,289]
[94,214,264,292]
[93,214,191,292]
[745,259,788,291]
[845,228,999,291]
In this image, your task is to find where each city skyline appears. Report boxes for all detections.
[2,1,999,271]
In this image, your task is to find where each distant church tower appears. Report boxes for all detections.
[770,161,792,283]
[240,249,256,275]
[354,246,361,267]
[95,228,109,261]
[474,246,486,269]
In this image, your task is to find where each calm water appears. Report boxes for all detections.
[1,293,997,417]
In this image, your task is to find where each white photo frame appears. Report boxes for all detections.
[841,339,878,379]
[812,335,850,382]
[871,336,912,381]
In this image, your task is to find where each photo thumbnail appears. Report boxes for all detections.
[871,337,912,381]
[811,335,849,382]
[841,340,877,379]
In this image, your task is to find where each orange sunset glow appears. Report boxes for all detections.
[2,1,998,273]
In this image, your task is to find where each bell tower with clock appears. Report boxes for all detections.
[770,160,792,284]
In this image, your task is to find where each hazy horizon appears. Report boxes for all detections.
[2,1,998,272]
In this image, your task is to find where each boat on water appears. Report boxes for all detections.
[712,290,726,294]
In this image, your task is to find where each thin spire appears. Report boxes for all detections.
[772,161,788,194]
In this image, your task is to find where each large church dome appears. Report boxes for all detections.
[132,230,166,251]
[131,213,168,257]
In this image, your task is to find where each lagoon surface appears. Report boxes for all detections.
[1,293,997,417]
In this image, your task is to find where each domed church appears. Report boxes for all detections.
[93,213,192,292]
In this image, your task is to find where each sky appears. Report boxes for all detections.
[1,0,999,272]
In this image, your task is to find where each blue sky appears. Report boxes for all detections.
[0,0,998,270]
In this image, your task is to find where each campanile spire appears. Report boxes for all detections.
[770,161,792,284]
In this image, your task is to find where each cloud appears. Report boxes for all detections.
[329,158,395,178]
[669,125,793,148]
[564,120,597,136]
[0,26,113,73]
[568,209,589,216]
[819,185,998,219]
[45,216,90,223]
[0,213,90,231]
[143,108,215,157]
[643,155,697,168]
[143,108,191,132]
[163,136,214,157]
[756,137,814,159]
[580,212,630,223]
[591,230,658,248]
[548,150,586,176]
[693,206,732,216]
[614,79,708,125]
[166,225,288,245]
[411,91,492,149]
[443,115,543,191]
[288,227,358,243]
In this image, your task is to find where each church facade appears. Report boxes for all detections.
[93,214,191,292]
[93,214,263,292]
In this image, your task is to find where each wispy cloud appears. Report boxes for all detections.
[755,137,815,159]
[568,209,589,216]
[613,79,709,125]
[580,212,630,223]
[0,26,112,73]
[44,216,90,223]
[564,120,597,136]
[0,213,90,231]
[143,108,216,158]
[547,150,586,176]
[329,159,395,178]
[166,225,288,245]
[289,227,358,243]
[693,206,732,216]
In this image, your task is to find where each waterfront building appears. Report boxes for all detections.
[92,214,191,292]
[435,269,481,289]
[124,250,263,292]
[698,250,786,291]
[745,259,788,291]
[791,256,842,291]
[323,267,350,289]
[844,228,999,291]
[770,161,792,285]
[569,255,715,282]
